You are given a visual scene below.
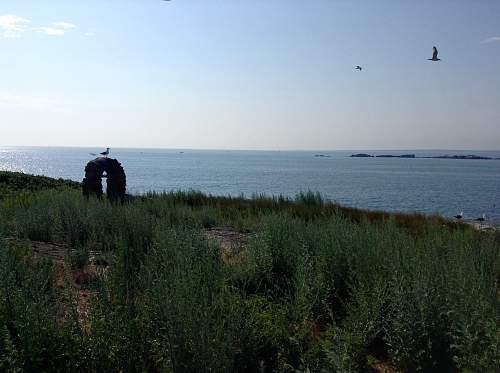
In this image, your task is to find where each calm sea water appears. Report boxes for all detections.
[1,146,500,223]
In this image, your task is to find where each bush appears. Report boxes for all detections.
[0,180,498,371]
[0,241,82,372]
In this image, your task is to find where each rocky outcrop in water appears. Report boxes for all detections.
[376,154,415,158]
[351,153,373,158]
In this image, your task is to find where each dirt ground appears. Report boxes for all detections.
[204,226,256,263]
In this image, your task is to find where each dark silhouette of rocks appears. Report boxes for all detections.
[376,154,415,158]
[82,157,126,203]
[421,154,493,160]
[351,153,373,158]
[351,153,497,160]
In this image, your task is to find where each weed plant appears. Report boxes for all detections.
[0,179,498,372]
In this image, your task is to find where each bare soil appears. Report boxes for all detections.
[204,226,255,263]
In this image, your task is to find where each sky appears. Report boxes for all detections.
[1,0,500,150]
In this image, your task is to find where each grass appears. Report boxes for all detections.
[0,171,80,195]
[0,171,498,372]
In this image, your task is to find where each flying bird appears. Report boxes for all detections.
[355,66,362,71]
[454,212,464,220]
[428,46,441,61]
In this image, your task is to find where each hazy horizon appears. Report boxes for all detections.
[2,1,500,150]
[2,144,500,153]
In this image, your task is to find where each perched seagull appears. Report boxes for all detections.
[355,65,362,71]
[428,46,441,61]
[89,148,110,157]
[100,148,110,157]
[454,212,464,219]
[475,214,486,222]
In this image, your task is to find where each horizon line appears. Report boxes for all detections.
[1,144,499,153]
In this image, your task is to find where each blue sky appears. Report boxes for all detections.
[1,0,500,150]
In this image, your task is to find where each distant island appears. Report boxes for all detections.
[376,154,415,158]
[350,153,415,158]
[420,154,497,160]
[351,153,499,160]
[350,153,374,157]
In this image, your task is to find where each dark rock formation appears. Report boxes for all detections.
[82,157,126,203]
[376,154,415,158]
[351,153,373,158]
[422,155,493,160]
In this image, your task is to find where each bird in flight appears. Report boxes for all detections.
[355,65,362,71]
[454,211,463,220]
[428,46,441,61]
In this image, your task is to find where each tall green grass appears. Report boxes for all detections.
[0,240,82,372]
[0,186,498,372]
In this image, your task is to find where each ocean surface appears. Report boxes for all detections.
[1,146,500,223]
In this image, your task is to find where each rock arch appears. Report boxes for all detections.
[82,157,126,202]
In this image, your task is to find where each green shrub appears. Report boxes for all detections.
[0,241,82,372]
[0,175,498,371]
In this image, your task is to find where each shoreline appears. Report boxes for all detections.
[351,153,500,160]
[2,170,499,226]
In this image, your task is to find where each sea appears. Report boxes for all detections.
[1,146,499,223]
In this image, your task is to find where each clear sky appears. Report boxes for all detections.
[1,0,500,150]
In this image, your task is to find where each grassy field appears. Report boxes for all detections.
[0,172,499,372]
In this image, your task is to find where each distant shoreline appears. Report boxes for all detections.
[350,153,500,160]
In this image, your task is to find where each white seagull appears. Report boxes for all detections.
[475,214,486,222]
[454,212,464,220]
[428,46,441,61]
[100,148,110,157]
[90,147,110,157]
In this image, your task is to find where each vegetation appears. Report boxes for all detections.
[0,172,498,372]
[0,171,80,200]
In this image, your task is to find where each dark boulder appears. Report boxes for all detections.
[82,157,126,203]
